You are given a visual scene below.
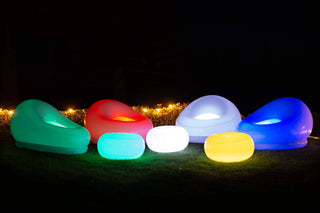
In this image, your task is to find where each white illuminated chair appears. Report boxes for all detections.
[176,95,241,143]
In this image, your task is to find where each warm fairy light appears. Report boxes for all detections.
[0,102,189,128]
[0,108,14,117]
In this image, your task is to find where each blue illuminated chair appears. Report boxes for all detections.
[237,97,313,150]
[176,95,242,143]
[10,99,91,154]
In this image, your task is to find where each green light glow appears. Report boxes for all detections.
[97,133,145,160]
[10,99,90,154]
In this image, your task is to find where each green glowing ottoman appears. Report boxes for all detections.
[97,133,145,160]
[10,99,90,154]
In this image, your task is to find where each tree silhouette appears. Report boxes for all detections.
[1,1,19,107]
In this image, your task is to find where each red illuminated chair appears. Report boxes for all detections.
[84,99,153,143]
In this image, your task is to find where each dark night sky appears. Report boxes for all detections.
[1,1,319,114]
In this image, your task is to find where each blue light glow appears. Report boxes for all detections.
[237,97,313,150]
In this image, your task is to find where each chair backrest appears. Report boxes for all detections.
[11,99,79,129]
[176,95,241,127]
[86,99,144,121]
[243,97,313,127]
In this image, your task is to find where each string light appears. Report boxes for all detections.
[0,108,14,117]
[0,102,189,128]
[68,108,74,113]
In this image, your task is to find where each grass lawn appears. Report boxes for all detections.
[1,128,320,211]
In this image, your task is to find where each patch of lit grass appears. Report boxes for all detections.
[1,127,320,209]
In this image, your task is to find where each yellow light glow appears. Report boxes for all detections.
[143,108,148,112]
[68,108,74,113]
[168,104,173,109]
[156,108,161,112]
[112,116,136,122]
[9,110,14,115]
[204,132,254,163]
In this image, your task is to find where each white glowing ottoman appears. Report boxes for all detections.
[146,126,189,153]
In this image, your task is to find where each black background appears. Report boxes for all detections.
[1,1,319,114]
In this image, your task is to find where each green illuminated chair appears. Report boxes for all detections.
[10,99,90,154]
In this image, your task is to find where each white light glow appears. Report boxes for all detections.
[194,113,220,120]
[45,120,67,128]
[255,118,281,125]
[146,126,189,153]
[176,95,242,143]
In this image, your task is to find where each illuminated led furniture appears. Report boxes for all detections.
[176,95,241,143]
[237,97,313,150]
[84,99,153,144]
[146,125,189,153]
[204,132,254,163]
[10,99,90,154]
[97,133,145,160]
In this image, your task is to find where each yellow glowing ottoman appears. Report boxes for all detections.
[204,132,254,163]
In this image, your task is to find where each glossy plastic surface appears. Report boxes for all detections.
[84,99,153,143]
[97,133,145,160]
[176,95,241,143]
[146,125,189,153]
[237,97,313,150]
[10,99,90,154]
[204,132,254,162]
